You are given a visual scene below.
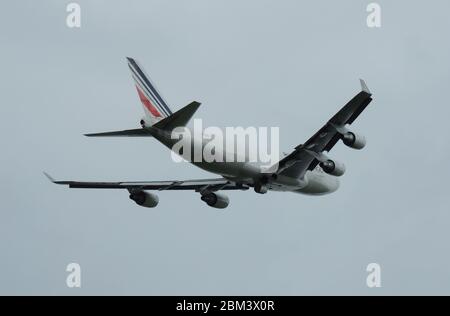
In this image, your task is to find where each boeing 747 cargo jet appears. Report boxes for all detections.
[45,57,373,209]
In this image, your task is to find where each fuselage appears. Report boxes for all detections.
[149,127,339,195]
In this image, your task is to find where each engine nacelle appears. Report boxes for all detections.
[201,192,229,209]
[320,160,346,177]
[343,132,366,150]
[129,191,159,208]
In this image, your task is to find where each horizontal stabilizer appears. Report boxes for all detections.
[84,128,152,137]
[153,101,201,130]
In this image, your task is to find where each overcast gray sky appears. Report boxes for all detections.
[1,0,450,295]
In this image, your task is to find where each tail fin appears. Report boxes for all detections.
[126,57,173,125]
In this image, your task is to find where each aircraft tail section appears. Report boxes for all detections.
[84,99,201,137]
[84,57,200,137]
[127,57,173,125]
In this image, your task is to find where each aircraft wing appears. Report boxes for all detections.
[276,79,373,179]
[44,172,248,192]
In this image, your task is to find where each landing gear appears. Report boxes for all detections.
[254,183,268,194]
[254,175,271,194]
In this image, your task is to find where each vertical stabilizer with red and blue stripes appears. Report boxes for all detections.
[127,57,173,125]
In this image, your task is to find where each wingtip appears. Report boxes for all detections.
[43,171,55,183]
[126,56,139,65]
[359,79,371,94]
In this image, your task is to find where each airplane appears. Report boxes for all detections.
[45,57,373,209]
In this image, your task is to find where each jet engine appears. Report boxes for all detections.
[342,132,366,150]
[201,192,230,209]
[129,191,159,208]
[320,160,346,177]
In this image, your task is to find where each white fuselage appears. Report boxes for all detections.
[149,127,339,195]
